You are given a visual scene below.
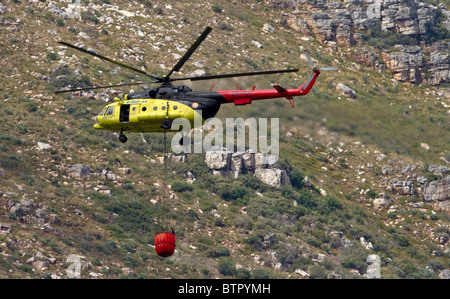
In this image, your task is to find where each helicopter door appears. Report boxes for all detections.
[120,105,130,123]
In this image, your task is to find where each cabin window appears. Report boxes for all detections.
[161,106,166,111]
[153,106,158,111]
[99,107,107,116]
[173,105,178,110]
[142,107,147,111]
[106,106,114,116]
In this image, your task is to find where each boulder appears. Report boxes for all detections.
[373,193,392,210]
[263,232,275,248]
[424,176,450,212]
[382,165,395,175]
[205,150,230,170]
[254,169,291,188]
[262,23,276,33]
[336,83,357,99]
[37,142,53,152]
[294,268,310,278]
[33,260,49,272]
[242,152,256,170]
[439,269,450,279]
[387,179,415,195]
[428,165,448,176]
[0,223,10,235]
[8,199,35,217]
[66,164,91,179]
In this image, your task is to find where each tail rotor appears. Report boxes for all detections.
[303,50,339,73]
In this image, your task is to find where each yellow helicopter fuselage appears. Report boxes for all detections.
[94,97,203,133]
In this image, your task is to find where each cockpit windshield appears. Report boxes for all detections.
[99,107,107,116]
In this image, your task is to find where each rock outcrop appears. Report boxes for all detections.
[382,45,424,84]
[426,43,450,86]
[205,149,291,188]
[293,0,439,42]
[424,176,450,212]
[284,0,449,85]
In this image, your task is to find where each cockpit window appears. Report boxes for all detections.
[106,106,114,115]
[99,107,107,116]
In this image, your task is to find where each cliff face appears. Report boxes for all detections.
[283,0,450,85]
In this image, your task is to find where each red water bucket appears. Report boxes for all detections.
[154,232,176,257]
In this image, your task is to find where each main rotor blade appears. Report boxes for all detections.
[165,27,212,79]
[54,81,159,94]
[171,68,300,82]
[58,41,161,80]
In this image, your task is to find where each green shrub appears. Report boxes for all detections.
[236,268,251,279]
[396,235,410,247]
[171,181,193,192]
[289,168,305,189]
[218,257,235,276]
[212,4,222,13]
[251,268,270,279]
[309,265,328,279]
[215,181,252,204]
[46,52,58,61]
[207,246,230,258]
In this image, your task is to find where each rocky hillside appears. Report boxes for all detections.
[286,0,450,85]
[0,0,449,279]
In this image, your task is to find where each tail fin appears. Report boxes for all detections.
[273,85,295,107]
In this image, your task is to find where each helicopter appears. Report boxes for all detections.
[56,26,338,144]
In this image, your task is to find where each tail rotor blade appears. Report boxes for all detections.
[303,50,314,67]
[319,67,339,71]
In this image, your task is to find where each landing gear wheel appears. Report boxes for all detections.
[119,134,128,143]
[162,118,172,130]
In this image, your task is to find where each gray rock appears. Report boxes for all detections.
[373,193,392,210]
[33,260,49,272]
[387,179,415,195]
[336,83,357,99]
[424,176,450,212]
[417,176,427,184]
[0,4,7,15]
[382,49,424,84]
[8,199,35,216]
[66,164,91,179]
[382,165,395,175]
[35,209,46,219]
[189,69,206,77]
[254,168,291,188]
[262,23,276,33]
[205,150,230,170]
[428,165,448,176]
[439,269,450,279]
[37,142,53,152]
[264,232,275,247]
